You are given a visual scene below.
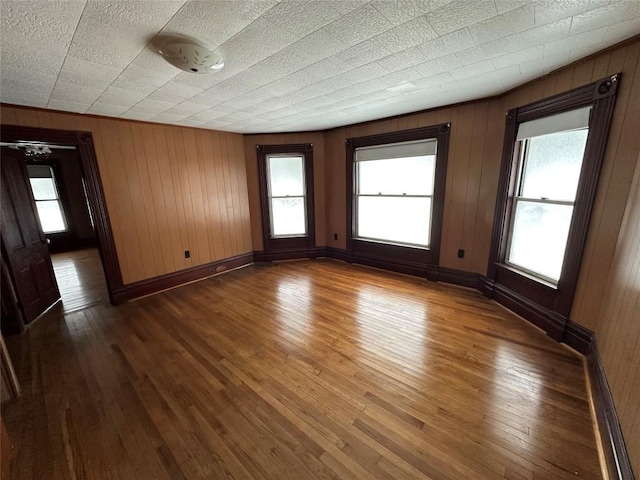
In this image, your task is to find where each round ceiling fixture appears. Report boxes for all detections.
[155,35,224,74]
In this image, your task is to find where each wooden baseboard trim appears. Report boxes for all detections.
[325,247,435,280]
[112,252,254,303]
[325,247,351,262]
[490,282,567,341]
[563,320,595,355]
[434,266,480,289]
[254,247,326,262]
[586,337,636,480]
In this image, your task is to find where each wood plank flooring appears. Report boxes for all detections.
[2,260,602,480]
[51,248,109,313]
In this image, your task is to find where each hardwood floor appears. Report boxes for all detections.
[2,260,602,480]
[51,248,109,313]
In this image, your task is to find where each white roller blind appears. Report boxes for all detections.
[516,106,591,141]
[355,139,437,162]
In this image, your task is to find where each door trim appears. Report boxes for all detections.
[1,125,124,305]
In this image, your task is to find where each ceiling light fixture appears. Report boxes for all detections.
[155,35,224,74]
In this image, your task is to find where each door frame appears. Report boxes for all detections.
[1,125,124,305]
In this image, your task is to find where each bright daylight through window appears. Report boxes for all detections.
[27,164,67,234]
[267,154,307,237]
[355,139,437,247]
[506,107,591,283]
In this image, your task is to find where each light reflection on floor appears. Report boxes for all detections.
[354,284,428,371]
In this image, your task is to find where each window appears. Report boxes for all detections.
[505,107,591,283]
[257,144,315,254]
[354,140,437,247]
[346,124,450,278]
[486,73,619,335]
[27,164,67,233]
[266,154,307,237]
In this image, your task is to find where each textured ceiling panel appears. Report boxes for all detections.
[1,0,639,133]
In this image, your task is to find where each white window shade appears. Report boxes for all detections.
[516,106,591,141]
[355,139,437,162]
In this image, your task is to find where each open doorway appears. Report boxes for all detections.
[22,145,109,312]
[1,125,124,334]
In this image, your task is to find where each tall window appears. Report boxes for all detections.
[354,140,437,247]
[27,164,67,233]
[257,143,315,253]
[487,73,619,334]
[266,154,307,237]
[506,107,591,283]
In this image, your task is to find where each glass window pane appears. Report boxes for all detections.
[35,200,66,233]
[521,129,588,201]
[357,196,431,246]
[29,178,57,200]
[358,156,435,195]
[271,197,306,236]
[268,156,304,197]
[507,201,573,282]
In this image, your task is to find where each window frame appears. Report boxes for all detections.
[257,143,315,252]
[486,73,620,334]
[346,124,450,278]
[28,163,68,234]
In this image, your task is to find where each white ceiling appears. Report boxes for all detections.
[1,1,639,134]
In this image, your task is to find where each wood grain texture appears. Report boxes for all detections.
[594,151,640,475]
[2,260,602,480]
[51,248,108,314]
[1,108,253,285]
[243,132,326,251]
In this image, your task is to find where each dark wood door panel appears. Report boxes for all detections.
[1,153,60,324]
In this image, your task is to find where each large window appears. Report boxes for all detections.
[346,124,450,278]
[27,164,67,234]
[354,140,437,247]
[257,143,315,255]
[486,73,619,337]
[505,107,591,283]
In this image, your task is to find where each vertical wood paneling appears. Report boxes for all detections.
[471,98,504,273]
[441,103,476,270]
[1,107,252,284]
[595,151,640,474]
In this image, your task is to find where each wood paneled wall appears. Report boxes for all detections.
[595,151,640,474]
[243,132,326,250]
[0,108,252,284]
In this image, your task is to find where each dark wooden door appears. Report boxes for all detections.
[1,152,60,323]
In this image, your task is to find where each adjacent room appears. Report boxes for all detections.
[1,1,639,479]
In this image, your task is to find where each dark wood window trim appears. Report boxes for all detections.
[256,143,315,253]
[485,73,621,338]
[346,124,450,279]
[1,125,124,304]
